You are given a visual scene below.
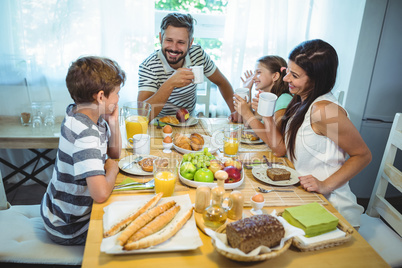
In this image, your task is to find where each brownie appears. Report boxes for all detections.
[226,214,285,253]
[267,168,291,181]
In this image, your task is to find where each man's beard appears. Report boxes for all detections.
[163,48,189,65]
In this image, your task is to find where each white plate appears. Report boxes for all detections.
[240,138,264,144]
[251,164,300,186]
[165,116,199,127]
[173,134,219,155]
[118,154,156,176]
[101,194,203,254]
[178,159,244,189]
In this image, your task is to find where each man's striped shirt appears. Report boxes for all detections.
[138,44,216,117]
[40,104,110,241]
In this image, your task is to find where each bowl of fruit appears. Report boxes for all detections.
[178,148,244,189]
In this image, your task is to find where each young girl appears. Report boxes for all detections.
[234,55,292,145]
[250,40,371,227]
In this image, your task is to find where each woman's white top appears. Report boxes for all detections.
[286,92,364,227]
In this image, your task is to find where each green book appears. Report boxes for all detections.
[282,202,339,237]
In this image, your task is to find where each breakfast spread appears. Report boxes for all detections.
[266,168,291,181]
[226,214,285,253]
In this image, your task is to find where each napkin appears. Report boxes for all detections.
[294,228,346,246]
[205,210,305,257]
[282,202,339,237]
[101,194,203,254]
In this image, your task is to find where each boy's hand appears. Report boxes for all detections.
[103,104,119,124]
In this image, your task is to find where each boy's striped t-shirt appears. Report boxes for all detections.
[138,44,217,117]
[41,104,109,241]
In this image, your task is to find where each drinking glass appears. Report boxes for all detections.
[153,158,178,197]
[223,124,241,158]
[123,101,151,143]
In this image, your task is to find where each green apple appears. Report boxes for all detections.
[180,162,197,180]
[194,168,214,183]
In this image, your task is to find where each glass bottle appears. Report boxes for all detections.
[202,173,232,229]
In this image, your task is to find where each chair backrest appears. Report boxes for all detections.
[366,113,402,236]
[196,76,212,117]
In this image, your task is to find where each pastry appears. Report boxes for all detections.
[190,133,204,151]
[226,214,285,253]
[138,157,157,172]
[266,168,291,181]
[159,115,179,125]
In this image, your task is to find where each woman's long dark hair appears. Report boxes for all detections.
[280,39,339,161]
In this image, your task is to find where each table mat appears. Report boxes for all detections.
[237,167,326,207]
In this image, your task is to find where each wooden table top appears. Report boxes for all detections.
[82,141,388,267]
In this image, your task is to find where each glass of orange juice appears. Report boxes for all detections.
[123,101,151,143]
[223,124,241,158]
[153,158,178,197]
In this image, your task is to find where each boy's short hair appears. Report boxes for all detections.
[160,13,195,41]
[66,56,126,103]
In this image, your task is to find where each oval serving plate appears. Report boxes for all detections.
[118,154,157,176]
[173,134,219,155]
[251,164,300,186]
[178,159,244,189]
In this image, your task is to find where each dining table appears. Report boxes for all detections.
[81,117,389,268]
[0,115,64,193]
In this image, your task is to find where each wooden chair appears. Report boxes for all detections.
[0,169,83,266]
[359,113,402,267]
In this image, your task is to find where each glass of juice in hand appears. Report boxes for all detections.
[223,125,241,158]
[153,158,178,197]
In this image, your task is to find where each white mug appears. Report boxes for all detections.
[130,134,151,155]
[257,92,278,117]
[191,66,204,84]
[235,88,249,102]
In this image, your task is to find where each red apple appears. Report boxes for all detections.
[176,108,190,123]
[223,166,241,183]
[224,159,242,171]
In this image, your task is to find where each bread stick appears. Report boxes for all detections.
[117,200,176,246]
[103,192,163,237]
[126,205,180,244]
[123,207,193,251]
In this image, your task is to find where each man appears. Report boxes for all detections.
[137,12,236,120]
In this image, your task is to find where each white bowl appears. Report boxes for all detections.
[173,134,219,155]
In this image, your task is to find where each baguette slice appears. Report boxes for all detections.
[123,207,194,251]
[126,205,181,244]
[117,200,176,246]
[103,192,163,237]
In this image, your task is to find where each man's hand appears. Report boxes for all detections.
[167,68,194,88]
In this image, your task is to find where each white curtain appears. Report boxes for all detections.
[0,0,155,185]
[0,0,155,117]
[220,0,366,104]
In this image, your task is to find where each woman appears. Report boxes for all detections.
[240,39,371,227]
[233,56,292,144]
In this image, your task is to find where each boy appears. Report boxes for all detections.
[41,56,126,245]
